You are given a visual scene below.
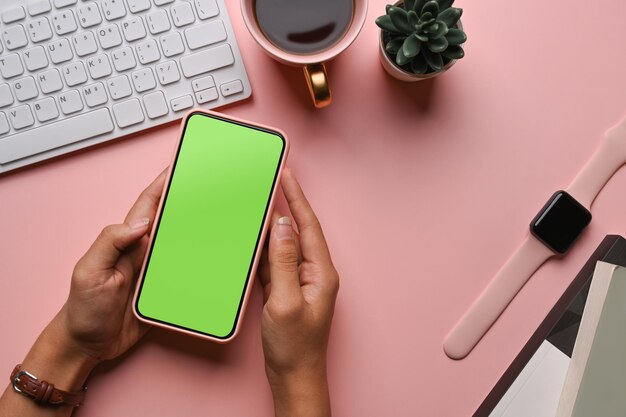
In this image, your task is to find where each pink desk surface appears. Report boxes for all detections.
[2,0,626,416]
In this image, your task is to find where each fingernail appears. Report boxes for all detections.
[130,218,150,230]
[275,217,293,240]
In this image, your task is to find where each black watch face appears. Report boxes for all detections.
[530,191,592,254]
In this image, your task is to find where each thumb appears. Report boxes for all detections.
[80,218,150,272]
[268,217,303,303]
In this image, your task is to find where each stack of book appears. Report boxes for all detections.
[483,235,626,417]
[556,261,626,417]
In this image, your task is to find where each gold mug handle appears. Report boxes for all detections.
[303,64,332,108]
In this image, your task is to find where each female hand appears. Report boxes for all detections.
[0,170,166,416]
[59,169,166,362]
[259,168,340,417]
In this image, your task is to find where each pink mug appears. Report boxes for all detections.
[241,0,367,108]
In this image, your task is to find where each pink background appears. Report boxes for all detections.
[2,0,626,416]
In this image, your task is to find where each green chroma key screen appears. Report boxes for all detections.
[136,112,286,339]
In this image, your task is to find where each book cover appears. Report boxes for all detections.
[479,236,626,417]
[556,262,626,417]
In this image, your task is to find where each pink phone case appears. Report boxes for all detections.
[132,109,290,343]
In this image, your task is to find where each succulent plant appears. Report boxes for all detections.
[376,0,467,75]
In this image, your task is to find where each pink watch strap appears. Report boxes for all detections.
[444,115,626,360]
[444,236,554,359]
[566,117,626,208]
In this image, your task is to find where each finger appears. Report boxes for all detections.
[121,168,168,273]
[126,235,149,272]
[124,167,168,226]
[259,211,282,288]
[258,256,272,302]
[124,283,152,337]
[80,220,150,273]
[272,212,302,264]
[281,168,332,265]
[259,210,304,286]
[267,216,304,304]
[263,211,282,250]
[258,256,269,285]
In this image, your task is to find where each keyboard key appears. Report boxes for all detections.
[37,68,63,93]
[171,3,195,27]
[220,79,243,97]
[194,0,219,20]
[0,113,9,135]
[0,54,24,79]
[33,97,59,122]
[131,67,156,92]
[191,75,214,92]
[146,9,170,34]
[195,87,217,104]
[97,24,122,49]
[135,39,160,64]
[62,62,88,86]
[0,108,115,164]
[143,91,168,118]
[86,54,112,79]
[27,17,53,43]
[159,32,184,57]
[0,0,249,173]
[111,46,136,71]
[72,31,98,56]
[112,98,144,127]
[23,46,49,71]
[77,2,103,28]
[170,94,193,112]
[121,17,146,42]
[155,60,180,85]
[28,1,52,17]
[47,38,73,63]
[59,89,84,114]
[54,0,78,8]
[107,75,132,99]
[83,82,108,107]
[52,10,78,35]
[102,0,127,21]
[184,20,226,50]
[13,76,39,102]
[180,44,234,78]
[0,84,14,108]
[126,0,151,13]
[2,7,26,24]
[3,25,29,51]
[8,105,35,130]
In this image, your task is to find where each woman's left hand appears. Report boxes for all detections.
[59,169,166,363]
[0,170,167,416]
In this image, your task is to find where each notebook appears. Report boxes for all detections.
[480,235,626,417]
[555,262,626,417]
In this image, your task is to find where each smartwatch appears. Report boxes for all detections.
[444,115,626,359]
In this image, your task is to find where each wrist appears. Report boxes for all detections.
[267,361,331,417]
[18,314,99,392]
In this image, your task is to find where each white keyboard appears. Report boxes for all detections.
[0,0,251,174]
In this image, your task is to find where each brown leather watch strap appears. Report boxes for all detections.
[10,365,86,407]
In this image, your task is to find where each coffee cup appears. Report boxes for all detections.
[241,0,367,108]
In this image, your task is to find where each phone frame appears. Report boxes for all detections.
[132,109,289,343]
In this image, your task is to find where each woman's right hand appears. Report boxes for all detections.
[258,168,340,417]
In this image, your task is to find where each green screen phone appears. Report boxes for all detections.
[134,111,287,341]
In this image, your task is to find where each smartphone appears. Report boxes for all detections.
[133,110,288,342]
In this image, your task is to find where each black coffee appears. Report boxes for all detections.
[255,0,353,54]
